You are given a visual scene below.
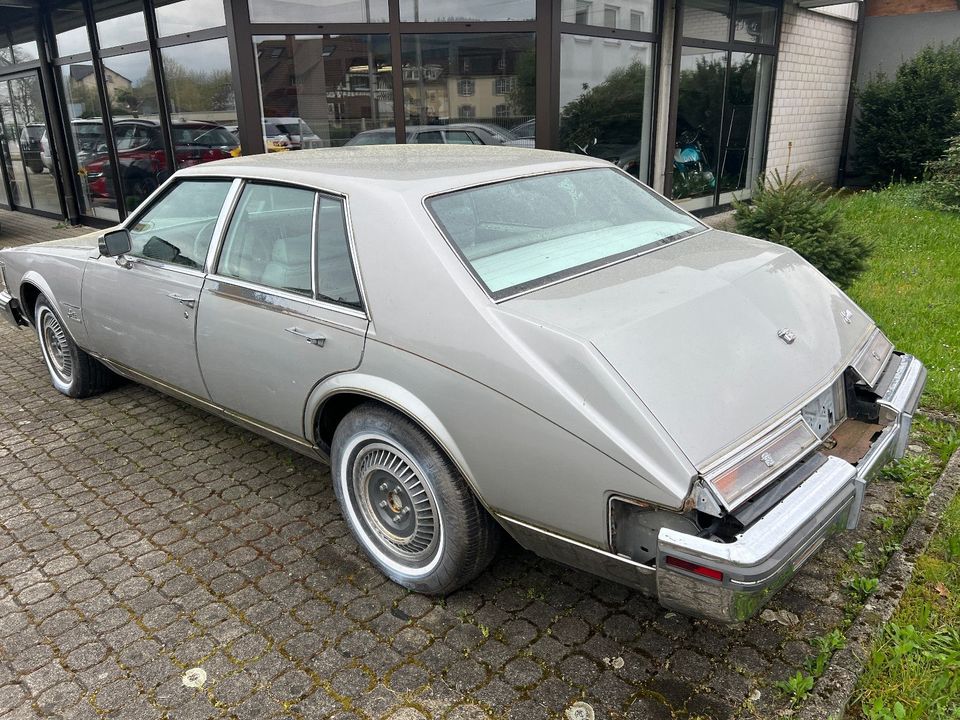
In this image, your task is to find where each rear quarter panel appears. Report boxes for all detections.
[318,338,664,548]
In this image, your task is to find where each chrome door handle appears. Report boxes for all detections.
[166,293,196,309]
[285,326,326,347]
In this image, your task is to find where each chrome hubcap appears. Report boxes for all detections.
[40,310,72,383]
[352,442,438,562]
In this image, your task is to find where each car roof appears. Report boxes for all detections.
[176,145,607,195]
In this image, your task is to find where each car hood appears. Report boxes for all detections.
[500,229,875,468]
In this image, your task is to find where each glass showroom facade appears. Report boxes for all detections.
[0,0,781,224]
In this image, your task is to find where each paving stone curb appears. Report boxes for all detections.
[798,433,960,720]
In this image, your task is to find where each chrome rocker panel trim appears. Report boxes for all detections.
[656,354,926,623]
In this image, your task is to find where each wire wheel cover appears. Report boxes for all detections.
[40,309,72,383]
[352,441,439,563]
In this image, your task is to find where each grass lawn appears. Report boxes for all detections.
[839,186,960,719]
[851,476,960,719]
[842,185,960,414]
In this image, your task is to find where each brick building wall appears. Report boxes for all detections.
[867,0,958,16]
[764,3,857,185]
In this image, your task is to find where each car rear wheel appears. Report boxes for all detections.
[331,403,501,594]
[35,295,116,398]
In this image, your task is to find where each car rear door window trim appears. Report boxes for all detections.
[205,178,368,319]
[205,274,367,325]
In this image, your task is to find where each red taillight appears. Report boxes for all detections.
[665,556,723,581]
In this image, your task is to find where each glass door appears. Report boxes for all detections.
[0,71,63,214]
[669,0,778,212]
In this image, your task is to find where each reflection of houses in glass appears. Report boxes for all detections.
[560,0,655,31]
[403,39,529,126]
[256,36,393,147]
[69,64,132,103]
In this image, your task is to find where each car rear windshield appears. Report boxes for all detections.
[175,127,238,147]
[426,167,704,298]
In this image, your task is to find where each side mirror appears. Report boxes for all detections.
[99,228,132,257]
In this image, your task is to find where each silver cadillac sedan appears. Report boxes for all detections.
[0,146,925,623]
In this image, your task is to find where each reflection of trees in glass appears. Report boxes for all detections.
[559,60,647,157]
[128,60,233,117]
[676,56,725,144]
[8,76,43,125]
[162,60,235,112]
[0,44,30,68]
[673,55,725,200]
[719,54,758,192]
[65,79,100,118]
[509,49,536,117]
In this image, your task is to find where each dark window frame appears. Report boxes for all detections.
[665,0,782,208]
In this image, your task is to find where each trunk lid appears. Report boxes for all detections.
[501,229,873,468]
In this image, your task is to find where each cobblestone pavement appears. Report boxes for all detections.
[0,213,914,719]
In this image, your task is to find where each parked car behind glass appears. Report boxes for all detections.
[83,119,239,202]
[346,123,525,147]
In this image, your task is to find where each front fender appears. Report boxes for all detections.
[18,269,89,348]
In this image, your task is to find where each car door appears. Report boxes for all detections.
[196,181,367,439]
[82,178,236,398]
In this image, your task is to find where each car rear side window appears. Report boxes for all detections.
[315,196,362,309]
[128,179,232,269]
[445,130,480,145]
[415,131,444,144]
[426,168,704,298]
[217,183,315,297]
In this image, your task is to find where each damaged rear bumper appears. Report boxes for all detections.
[656,354,926,623]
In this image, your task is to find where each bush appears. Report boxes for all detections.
[854,42,960,183]
[923,128,960,212]
[733,171,871,289]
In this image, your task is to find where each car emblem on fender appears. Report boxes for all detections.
[840,309,853,324]
[761,452,777,468]
[777,329,797,345]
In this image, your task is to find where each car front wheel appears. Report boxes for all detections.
[35,295,116,398]
[331,403,501,594]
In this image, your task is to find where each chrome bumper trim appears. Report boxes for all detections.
[0,290,26,329]
[845,354,927,528]
[657,456,856,622]
[656,354,926,623]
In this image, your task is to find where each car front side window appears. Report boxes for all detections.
[127,180,233,269]
[217,183,315,297]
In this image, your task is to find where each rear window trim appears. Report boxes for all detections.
[423,166,708,302]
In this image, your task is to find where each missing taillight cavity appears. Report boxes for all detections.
[665,556,723,581]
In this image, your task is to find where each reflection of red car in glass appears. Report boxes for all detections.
[84,119,239,202]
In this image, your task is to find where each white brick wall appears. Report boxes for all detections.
[765,4,857,185]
